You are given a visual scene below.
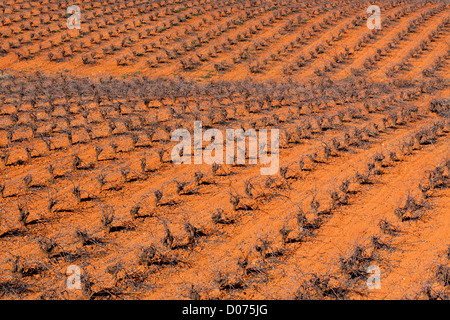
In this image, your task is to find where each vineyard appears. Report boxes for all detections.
[0,0,449,300]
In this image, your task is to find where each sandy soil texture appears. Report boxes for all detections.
[0,0,449,300]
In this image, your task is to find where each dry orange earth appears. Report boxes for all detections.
[0,0,449,300]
